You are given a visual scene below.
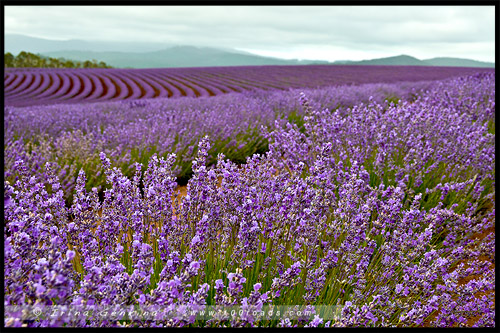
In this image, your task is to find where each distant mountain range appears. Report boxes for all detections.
[5,34,495,69]
[333,54,494,68]
[39,47,330,68]
[4,33,173,53]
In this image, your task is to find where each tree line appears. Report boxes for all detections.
[4,51,112,68]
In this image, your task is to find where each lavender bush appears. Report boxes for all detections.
[5,79,437,203]
[4,72,495,327]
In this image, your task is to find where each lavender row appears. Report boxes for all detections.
[5,65,494,107]
[5,78,438,200]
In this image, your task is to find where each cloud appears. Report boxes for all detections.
[4,5,495,62]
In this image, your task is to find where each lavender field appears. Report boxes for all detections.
[3,65,495,327]
[4,65,493,107]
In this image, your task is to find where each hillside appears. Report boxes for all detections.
[41,47,329,68]
[422,57,495,68]
[5,34,495,69]
[4,33,171,54]
[334,54,494,68]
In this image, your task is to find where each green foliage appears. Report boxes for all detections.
[487,119,495,135]
[384,95,401,106]
[287,110,306,134]
[4,51,112,68]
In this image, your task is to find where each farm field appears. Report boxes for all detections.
[4,65,495,107]
[3,65,495,327]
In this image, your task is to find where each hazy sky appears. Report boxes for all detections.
[4,5,496,62]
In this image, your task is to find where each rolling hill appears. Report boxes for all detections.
[5,34,495,69]
[333,54,494,68]
[40,46,329,68]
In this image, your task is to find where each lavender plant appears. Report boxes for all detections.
[5,79,440,204]
[4,72,495,327]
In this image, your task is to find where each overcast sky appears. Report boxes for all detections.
[4,5,496,62]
